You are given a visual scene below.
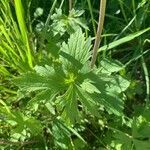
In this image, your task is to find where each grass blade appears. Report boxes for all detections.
[99,27,150,52]
[14,0,33,68]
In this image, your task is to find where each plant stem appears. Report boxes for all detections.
[59,0,65,9]
[141,55,150,106]
[87,0,97,36]
[90,0,107,68]
[45,0,57,27]
[118,0,128,24]
[69,0,73,11]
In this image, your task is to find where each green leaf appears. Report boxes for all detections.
[85,72,127,116]
[113,131,132,150]
[80,79,100,94]
[60,51,83,70]
[25,118,42,136]
[14,72,51,92]
[99,27,150,52]
[105,75,130,94]
[69,9,85,17]
[133,140,150,150]
[60,29,92,70]
[0,99,13,116]
[99,92,124,116]
[14,0,33,68]
[52,118,86,149]
[0,106,42,136]
[76,86,99,116]
[99,58,124,74]
[28,89,57,113]
[34,65,55,77]
[52,119,72,149]
[51,9,88,35]
[132,115,150,138]
[56,85,80,124]
[14,65,66,92]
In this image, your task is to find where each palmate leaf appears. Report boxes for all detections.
[51,9,88,35]
[56,84,80,124]
[13,25,130,127]
[97,92,124,116]
[100,58,124,74]
[55,83,99,124]
[60,29,92,70]
[14,72,51,92]
[105,75,130,94]
[28,89,57,114]
[82,72,129,116]
[52,120,71,149]
[79,78,124,116]
[52,118,86,149]
[14,65,66,93]
[76,85,99,116]
[80,79,100,94]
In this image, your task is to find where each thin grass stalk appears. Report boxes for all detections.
[59,0,65,9]
[132,0,149,105]
[87,0,96,36]
[132,0,138,31]
[114,16,136,41]
[45,0,57,27]
[90,0,107,68]
[118,0,128,24]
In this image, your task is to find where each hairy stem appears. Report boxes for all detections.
[90,0,107,68]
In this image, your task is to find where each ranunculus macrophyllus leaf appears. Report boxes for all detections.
[60,29,92,71]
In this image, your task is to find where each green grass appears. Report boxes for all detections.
[0,0,34,72]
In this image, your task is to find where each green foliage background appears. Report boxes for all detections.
[0,0,150,149]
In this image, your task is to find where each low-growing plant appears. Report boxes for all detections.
[0,0,150,149]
